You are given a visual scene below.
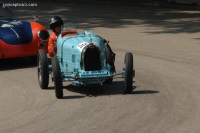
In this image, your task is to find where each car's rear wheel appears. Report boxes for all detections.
[124,52,133,93]
[52,56,63,99]
[37,49,49,89]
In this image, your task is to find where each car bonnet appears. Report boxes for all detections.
[0,20,33,45]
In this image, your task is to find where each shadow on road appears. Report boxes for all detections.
[62,81,138,97]
[132,90,159,94]
[43,81,158,99]
[62,95,86,99]
[0,57,37,71]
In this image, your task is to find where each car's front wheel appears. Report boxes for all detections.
[51,56,63,99]
[124,52,134,93]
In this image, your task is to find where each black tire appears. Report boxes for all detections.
[124,52,133,93]
[52,56,63,99]
[104,46,113,84]
[37,49,49,89]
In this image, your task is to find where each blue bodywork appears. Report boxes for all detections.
[0,20,33,45]
[56,30,112,86]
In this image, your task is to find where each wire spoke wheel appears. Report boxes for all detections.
[52,56,63,99]
[37,49,49,89]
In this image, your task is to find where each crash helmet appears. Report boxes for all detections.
[49,16,63,31]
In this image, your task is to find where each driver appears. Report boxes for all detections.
[48,16,63,57]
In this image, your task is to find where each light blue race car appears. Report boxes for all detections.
[37,23,135,99]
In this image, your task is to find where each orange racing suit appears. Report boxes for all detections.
[47,32,59,57]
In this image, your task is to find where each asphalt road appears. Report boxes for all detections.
[1,2,200,133]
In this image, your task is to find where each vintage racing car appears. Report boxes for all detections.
[37,23,135,99]
[0,2,49,59]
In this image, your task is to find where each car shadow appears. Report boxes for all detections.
[46,85,86,99]
[48,80,159,99]
[63,81,138,97]
[0,57,37,71]
[131,90,159,95]
[62,95,86,99]
[44,86,55,90]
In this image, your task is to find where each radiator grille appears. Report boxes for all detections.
[83,47,101,71]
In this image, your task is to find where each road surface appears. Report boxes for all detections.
[0,2,200,133]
